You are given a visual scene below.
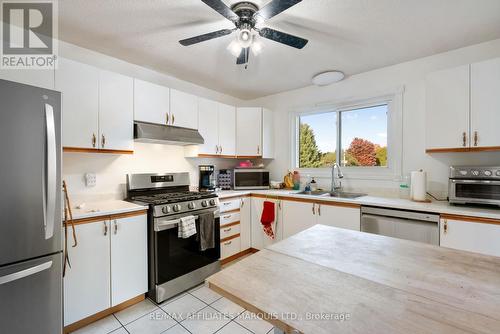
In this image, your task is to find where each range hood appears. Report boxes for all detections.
[134,121,204,146]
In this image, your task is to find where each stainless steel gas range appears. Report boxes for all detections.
[127,173,221,303]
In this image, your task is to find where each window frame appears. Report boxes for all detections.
[291,92,403,181]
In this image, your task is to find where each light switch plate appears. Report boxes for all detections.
[85,173,96,187]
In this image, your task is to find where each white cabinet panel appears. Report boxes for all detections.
[0,68,54,89]
[426,65,470,150]
[170,89,198,129]
[99,70,134,151]
[237,107,262,156]
[134,79,169,125]
[63,221,110,326]
[221,236,241,259]
[56,58,99,148]
[198,98,219,155]
[262,108,274,159]
[471,58,500,148]
[220,223,240,240]
[110,215,148,306]
[220,198,241,213]
[281,200,316,239]
[440,218,500,257]
[251,198,282,250]
[218,103,236,156]
[316,205,360,231]
[240,197,251,251]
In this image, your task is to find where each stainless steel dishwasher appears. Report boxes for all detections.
[361,206,440,245]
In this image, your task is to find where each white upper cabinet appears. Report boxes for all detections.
[56,58,100,149]
[471,58,500,148]
[110,215,148,306]
[99,70,134,151]
[170,89,198,129]
[237,107,262,156]
[218,103,236,156]
[198,98,219,155]
[0,68,54,90]
[134,79,169,125]
[426,65,470,150]
[262,108,274,159]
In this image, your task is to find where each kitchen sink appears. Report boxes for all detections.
[297,190,329,196]
[324,191,367,199]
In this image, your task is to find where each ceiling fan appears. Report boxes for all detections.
[179,0,308,66]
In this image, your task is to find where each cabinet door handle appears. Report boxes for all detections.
[166,113,169,125]
[113,220,118,235]
[92,133,96,148]
[318,204,321,216]
[172,114,175,124]
[278,200,281,210]
[223,215,231,219]
[104,221,108,236]
[215,145,219,154]
[224,241,232,246]
[220,145,223,154]
[462,132,467,147]
[101,134,106,148]
[443,219,448,234]
[257,145,260,155]
[223,228,232,232]
[312,203,315,215]
[474,131,478,147]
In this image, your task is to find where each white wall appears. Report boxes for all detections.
[246,38,500,198]
[59,41,246,201]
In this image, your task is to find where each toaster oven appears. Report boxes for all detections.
[449,166,500,206]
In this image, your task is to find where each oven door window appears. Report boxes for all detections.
[155,219,220,284]
[455,183,500,200]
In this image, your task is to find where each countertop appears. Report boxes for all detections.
[207,225,500,333]
[70,200,147,220]
[216,189,500,220]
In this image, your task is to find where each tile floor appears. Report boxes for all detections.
[73,284,274,334]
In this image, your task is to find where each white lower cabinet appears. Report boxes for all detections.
[251,197,283,250]
[282,201,316,239]
[110,215,148,306]
[240,197,251,251]
[316,204,361,231]
[219,196,251,260]
[440,217,500,257]
[64,214,147,326]
[64,221,110,326]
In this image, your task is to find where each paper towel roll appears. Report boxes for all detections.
[410,170,427,201]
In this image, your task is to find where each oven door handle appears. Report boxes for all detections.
[155,216,199,232]
[451,179,500,185]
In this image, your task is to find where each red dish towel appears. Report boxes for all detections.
[260,201,275,240]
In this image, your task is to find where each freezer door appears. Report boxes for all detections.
[0,79,62,266]
[0,252,62,334]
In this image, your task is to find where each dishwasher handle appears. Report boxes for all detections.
[361,206,440,223]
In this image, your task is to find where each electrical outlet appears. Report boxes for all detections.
[85,173,96,187]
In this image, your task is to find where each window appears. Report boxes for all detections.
[297,102,391,170]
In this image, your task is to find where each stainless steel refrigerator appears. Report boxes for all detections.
[0,79,63,334]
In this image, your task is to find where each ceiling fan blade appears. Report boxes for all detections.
[259,27,308,49]
[201,0,239,22]
[179,28,234,46]
[236,47,250,65]
[254,0,302,20]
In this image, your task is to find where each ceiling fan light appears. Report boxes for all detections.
[237,28,253,48]
[251,37,263,56]
[312,71,345,86]
[227,39,243,57]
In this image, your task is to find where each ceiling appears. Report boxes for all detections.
[59,0,500,100]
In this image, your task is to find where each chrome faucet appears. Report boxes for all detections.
[331,163,344,192]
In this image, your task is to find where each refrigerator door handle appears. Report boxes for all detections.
[0,261,52,285]
[44,103,57,240]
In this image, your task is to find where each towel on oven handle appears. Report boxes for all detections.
[178,215,197,238]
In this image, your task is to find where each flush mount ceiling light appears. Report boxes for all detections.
[179,0,308,67]
[312,71,345,86]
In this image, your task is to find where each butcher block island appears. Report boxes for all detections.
[206,225,500,334]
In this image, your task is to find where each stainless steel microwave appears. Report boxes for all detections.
[449,166,500,206]
[233,169,270,190]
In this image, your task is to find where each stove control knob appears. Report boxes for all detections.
[209,199,216,206]
[471,170,480,176]
[496,170,500,177]
[201,200,208,207]
[173,204,181,212]
[188,202,196,210]
[162,206,171,214]
[484,170,492,177]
